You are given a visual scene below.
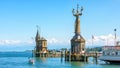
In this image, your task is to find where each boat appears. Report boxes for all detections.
[29,58,34,64]
[28,50,35,64]
[99,41,120,64]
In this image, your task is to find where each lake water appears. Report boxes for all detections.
[0,52,120,68]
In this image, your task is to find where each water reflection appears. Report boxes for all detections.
[70,62,84,66]
[30,57,120,68]
[35,57,47,62]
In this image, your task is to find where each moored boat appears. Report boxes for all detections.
[99,42,120,64]
[29,58,35,64]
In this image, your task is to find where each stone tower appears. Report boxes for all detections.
[71,4,85,55]
[35,27,47,57]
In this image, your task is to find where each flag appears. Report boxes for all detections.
[92,35,94,45]
[92,35,94,39]
[114,29,117,39]
[114,29,116,31]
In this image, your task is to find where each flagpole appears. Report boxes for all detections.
[92,35,94,47]
[92,35,94,46]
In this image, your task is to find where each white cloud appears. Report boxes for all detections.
[47,38,63,44]
[0,38,70,46]
[0,40,21,45]
[86,34,120,46]
[2,34,118,46]
[0,39,34,45]
[47,38,59,44]
[47,38,70,45]
[24,40,34,44]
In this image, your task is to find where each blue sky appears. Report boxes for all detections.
[0,0,120,51]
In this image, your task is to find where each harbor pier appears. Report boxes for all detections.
[65,51,102,62]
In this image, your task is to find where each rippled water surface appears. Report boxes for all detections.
[0,52,120,68]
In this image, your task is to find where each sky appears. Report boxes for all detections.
[0,0,120,51]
